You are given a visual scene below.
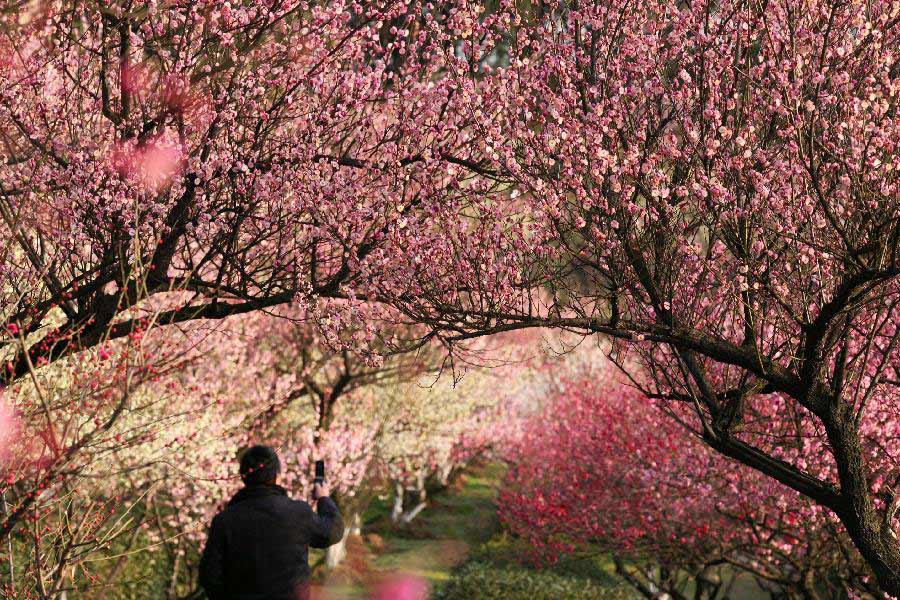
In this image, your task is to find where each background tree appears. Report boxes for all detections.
[94,310,522,592]
[0,326,195,598]
[239,306,442,568]
[500,349,877,599]
[375,371,513,526]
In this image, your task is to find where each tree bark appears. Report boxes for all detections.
[325,512,360,569]
[437,462,454,487]
[325,532,348,569]
[390,481,404,523]
[823,409,900,597]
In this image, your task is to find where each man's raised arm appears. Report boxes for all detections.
[309,483,345,548]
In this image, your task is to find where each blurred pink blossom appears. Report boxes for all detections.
[111,141,183,191]
[136,144,182,190]
[0,397,18,464]
[370,574,429,600]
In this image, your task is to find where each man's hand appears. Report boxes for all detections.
[313,481,330,500]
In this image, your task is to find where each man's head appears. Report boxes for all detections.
[239,445,280,486]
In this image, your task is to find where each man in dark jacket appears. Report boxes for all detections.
[199,445,344,600]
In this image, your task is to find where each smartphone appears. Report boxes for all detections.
[314,460,325,485]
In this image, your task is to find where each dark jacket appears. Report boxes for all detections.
[198,484,344,600]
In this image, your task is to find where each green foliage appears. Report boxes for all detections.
[435,560,633,600]
[435,534,634,600]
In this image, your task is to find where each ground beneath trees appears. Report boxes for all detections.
[309,463,505,598]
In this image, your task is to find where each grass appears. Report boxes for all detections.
[365,463,505,586]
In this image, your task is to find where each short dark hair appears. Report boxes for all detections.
[239,445,280,485]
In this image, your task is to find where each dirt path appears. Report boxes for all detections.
[312,464,504,598]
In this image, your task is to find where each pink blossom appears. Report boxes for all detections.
[0,397,18,464]
[370,575,428,600]
[110,141,183,192]
[133,144,182,190]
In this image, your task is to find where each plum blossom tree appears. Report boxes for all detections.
[374,372,510,525]
[390,0,900,591]
[0,0,503,386]
[0,0,505,584]
[500,352,876,599]
[0,326,191,597]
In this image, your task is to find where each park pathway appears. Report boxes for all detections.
[312,464,504,598]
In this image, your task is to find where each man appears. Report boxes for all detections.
[199,445,344,600]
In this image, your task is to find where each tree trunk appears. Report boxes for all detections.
[823,412,900,597]
[348,511,361,536]
[166,550,180,600]
[390,481,404,523]
[437,462,454,487]
[399,473,428,523]
[325,531,348,569]
[694,566,721,600]
[799,569,822,600]
[325,512,360,569]
[613,556,676,600]
[400,501,428,524]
